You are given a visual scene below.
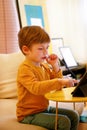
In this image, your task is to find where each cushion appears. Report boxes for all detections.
[0,99,48,130]
[0,52,25,98]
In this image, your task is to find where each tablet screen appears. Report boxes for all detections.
[59,47,78,68]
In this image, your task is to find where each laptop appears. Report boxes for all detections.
[59,47,78,69]
[71,71,87,97]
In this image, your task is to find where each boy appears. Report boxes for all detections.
[16,26,79,130]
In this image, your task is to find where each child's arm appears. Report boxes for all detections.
[46,54,78,87]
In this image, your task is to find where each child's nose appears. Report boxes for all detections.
[44,49,48,55]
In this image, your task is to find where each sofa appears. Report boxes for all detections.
[0,52,84,130]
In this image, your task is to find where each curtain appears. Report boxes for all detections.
[0,0,20,53]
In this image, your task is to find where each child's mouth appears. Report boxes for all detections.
[42,56,46,59]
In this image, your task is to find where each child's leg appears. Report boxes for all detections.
[49,106,79,130]
[21,111,71,130]
[32,113,71,130]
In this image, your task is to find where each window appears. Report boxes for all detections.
[0,0,20,53]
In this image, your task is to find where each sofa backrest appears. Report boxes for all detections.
[0,52,25,98]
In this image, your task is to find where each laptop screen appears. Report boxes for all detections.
[59,47,78,68]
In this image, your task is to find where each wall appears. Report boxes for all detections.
[46,0,87,63]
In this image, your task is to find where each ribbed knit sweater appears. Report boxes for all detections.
[16,59,63,121]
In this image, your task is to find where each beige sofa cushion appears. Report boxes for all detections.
[0,52,25,98]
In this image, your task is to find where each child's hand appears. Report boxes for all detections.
[61,78,78,88]
[46,54,60,73]
[46,54,59,66]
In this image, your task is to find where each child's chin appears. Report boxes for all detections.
[41,59,45,62]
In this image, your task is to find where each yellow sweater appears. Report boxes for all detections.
[16,59,63,121]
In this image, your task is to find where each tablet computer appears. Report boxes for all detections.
[71,71,87,97]
[59,47,78,68]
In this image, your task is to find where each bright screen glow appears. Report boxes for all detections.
[59,47,78,67]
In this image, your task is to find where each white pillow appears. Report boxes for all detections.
[0,52,25,98]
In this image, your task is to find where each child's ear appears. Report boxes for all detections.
[22,45,30,54]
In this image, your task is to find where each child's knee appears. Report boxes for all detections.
[72,110,79,123]
[58,116,71,130]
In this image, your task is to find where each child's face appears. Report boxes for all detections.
[23,42,50,64]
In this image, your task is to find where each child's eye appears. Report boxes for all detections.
[38,48,43,50]
[46,46,49,50]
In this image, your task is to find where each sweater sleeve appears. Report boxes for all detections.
[41,63,63,79]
